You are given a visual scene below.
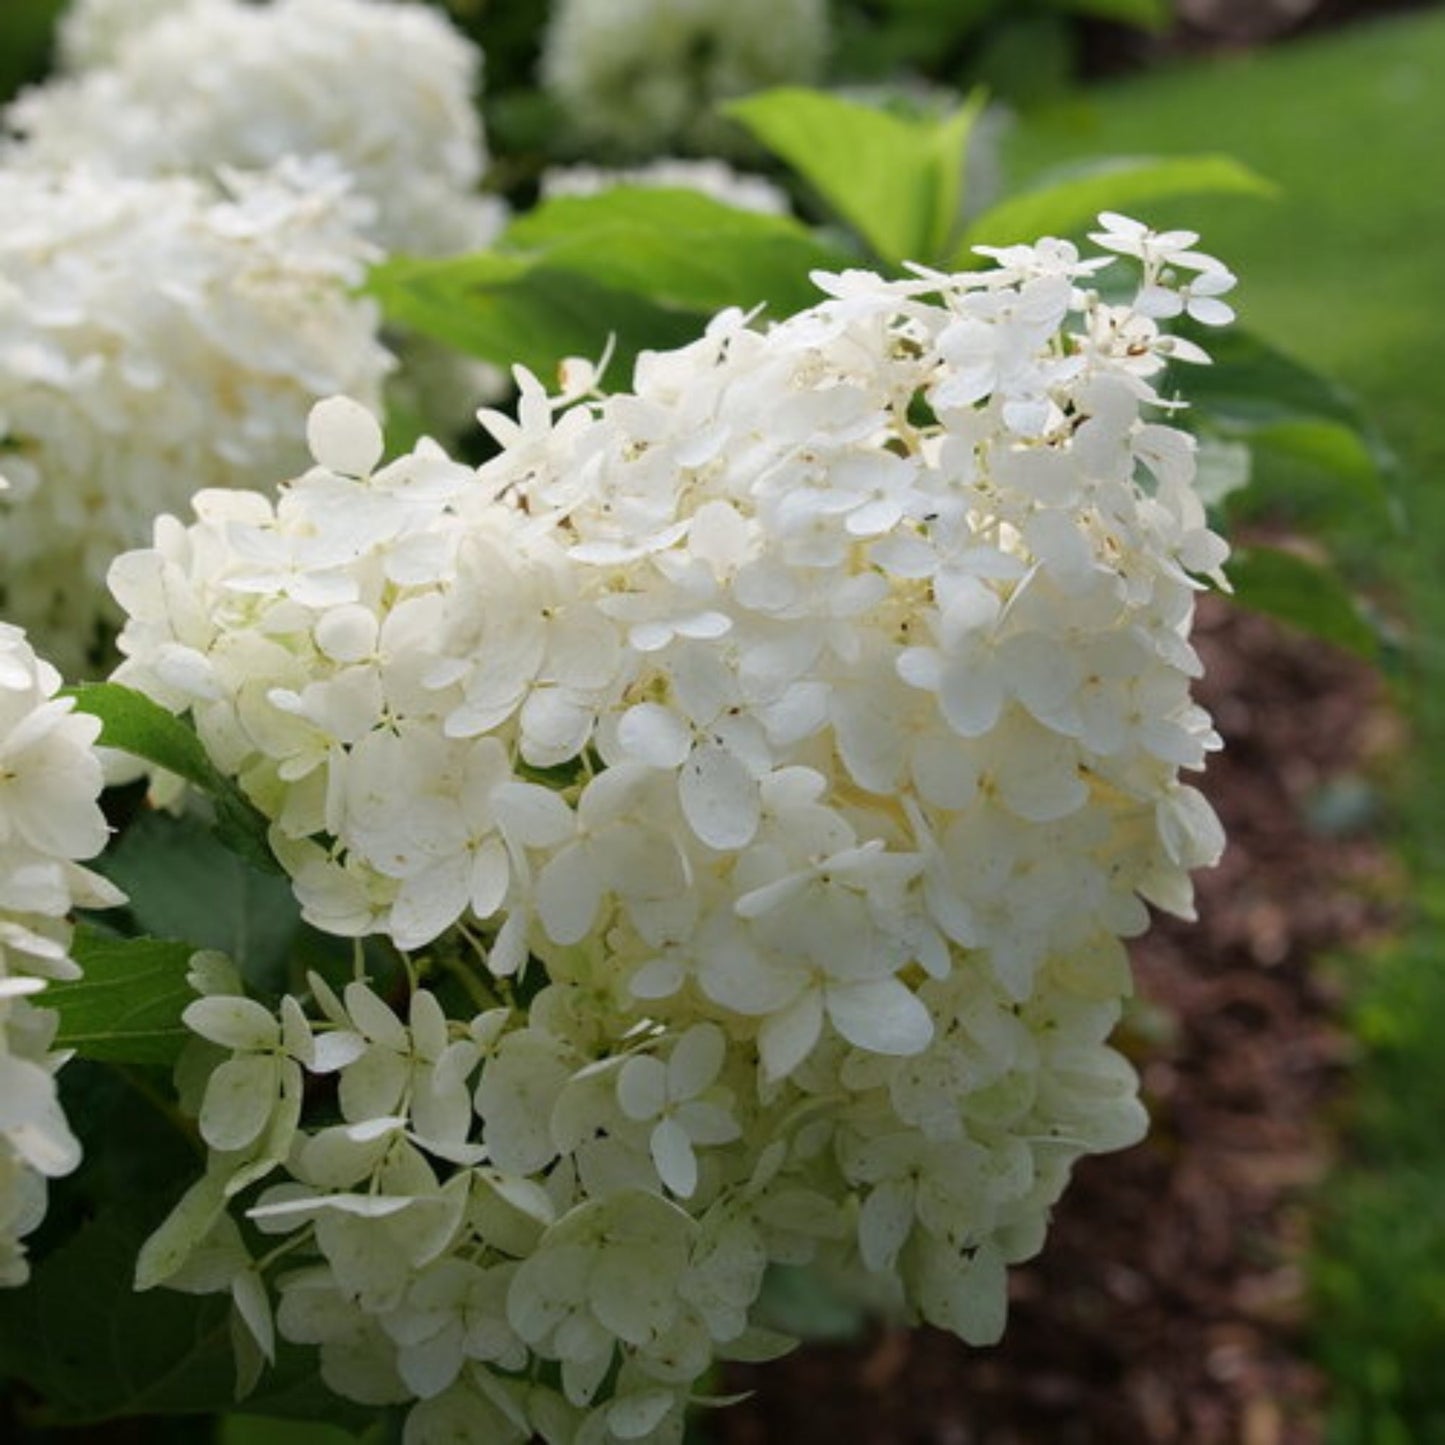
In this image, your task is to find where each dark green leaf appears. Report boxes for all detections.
[0,1203,233,1420]
[0,1201,368,1427]
[46,929,196,1066]
[1056,0,1170,29]
[1184,326,1401,552]
[221,1416,380,1444]
[1228,545,1380,659]
[0,0,64,103]
[1250,419,1381,490]
[960,154,1274,259]
[67,682,223,794]
[1182,324,1390,453]
[98,812,301,995]
[725,88,984,266]
[66,683,280,874]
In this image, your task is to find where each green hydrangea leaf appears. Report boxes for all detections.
[45,929,197,1066]
[0,1200,372,1428]
[97,812,300,995]
[370,189,853,380]
[501,188,853,314]
[65,683,280,874]
[1228,545,1380,659]
[1184,325,1401,558]
[958,153,1274,260]
[725,87,985,266]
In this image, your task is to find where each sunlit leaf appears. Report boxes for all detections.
[726,87,984,265]
[370,189,853,381]
[959,153,1274,260]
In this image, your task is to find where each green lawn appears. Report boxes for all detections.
[1009,15,1445,1437]
[1010,11,1445,508]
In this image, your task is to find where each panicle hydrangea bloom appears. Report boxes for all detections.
[541,160,791,217]
[8,0,502,256]
[118,218,1230,1441]
[0,623,121,1285]
[0,161,392,672]
[541,0,829,155]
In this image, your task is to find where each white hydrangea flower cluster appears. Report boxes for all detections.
[55,0,221,71]
[541,159,791,217]
[10,0,502,256]
[0,624,121,1286]
[0,162,392,674]
[120,217,1230,1442]
[541,0,829,155]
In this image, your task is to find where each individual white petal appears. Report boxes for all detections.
[608,1391,678,1441]
[390,857,471,950]
[826,978,934,1057]
[467,837,512,920]
[617,702,692,770]
[651,1117,699,1198]
[199,1054,283,1152]
[955,1242,1008,1346]
[629,957,686,1000]
[183,996,280,1053]
[339,1045,410,1124]
[1188,295,1235,326]
[307,397,385,478]
[492,782,574,849]
[315,605,380,664]
[617,1056,668,1122]
[667,1023,725,1099]
[757,989,824,1081]
[343,982,410,1051]
[590,1243,678,1346]
[679,743,760,850]
[535,842,603,946]
[232,1268,276,1363]
[858,1179,915,1274]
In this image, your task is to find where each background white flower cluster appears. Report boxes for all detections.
[116,219,1231,1443]
[10,0,503,257]
[542,0,830,154]
[0,0,505,675]
[0,624,119,1286]
[0,163,392,675]
[53,0,218,72]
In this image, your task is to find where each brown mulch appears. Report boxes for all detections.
[721,597,1400,1445]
